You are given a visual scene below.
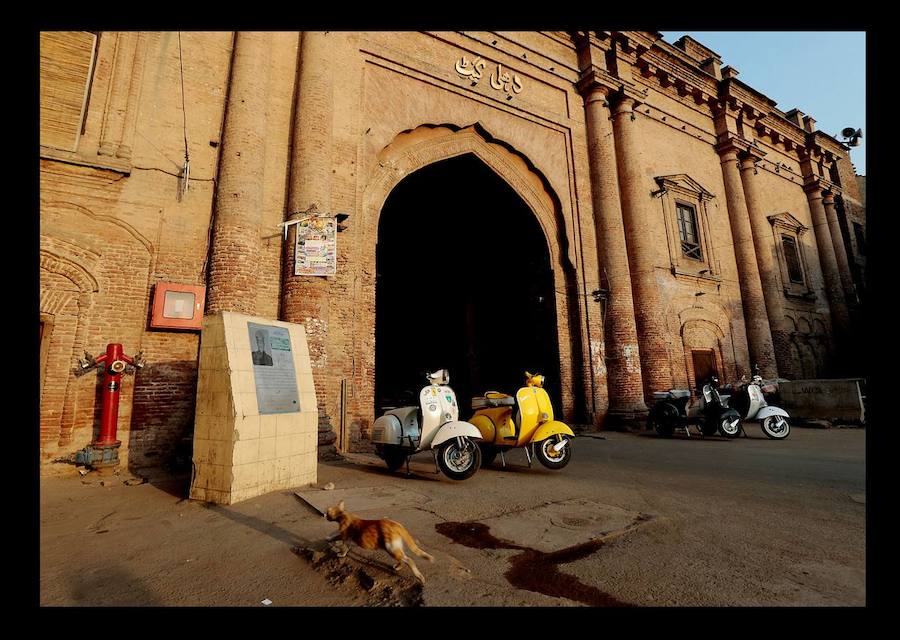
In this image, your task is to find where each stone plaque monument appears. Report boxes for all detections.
[189,312,318,504]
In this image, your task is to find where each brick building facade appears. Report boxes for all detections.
[39,31,866,472]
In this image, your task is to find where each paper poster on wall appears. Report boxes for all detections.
[248,322,300,414]
[295,216,336,276]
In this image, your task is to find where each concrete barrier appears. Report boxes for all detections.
[776,379,866,424]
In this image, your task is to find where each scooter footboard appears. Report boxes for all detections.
[532,421,575,443]
[429,421,483,449]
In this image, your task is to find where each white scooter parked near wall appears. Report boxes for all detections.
[720,365,791,440]
[371,369,483,480]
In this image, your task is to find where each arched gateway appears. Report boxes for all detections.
[359,124,588,435]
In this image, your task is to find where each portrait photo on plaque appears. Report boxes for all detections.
[251,327,274,366]
[247,322,300,414]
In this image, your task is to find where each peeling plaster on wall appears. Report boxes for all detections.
[622,344,640,374]
[591,339,607,377]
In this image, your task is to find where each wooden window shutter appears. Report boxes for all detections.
[40,31,97,152]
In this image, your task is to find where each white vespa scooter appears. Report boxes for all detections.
[371,369,483,480]
[720,366,791,439]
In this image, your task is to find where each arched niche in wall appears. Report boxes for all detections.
[39,244,100,451]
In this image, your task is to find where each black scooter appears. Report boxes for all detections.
[647,376,742,438]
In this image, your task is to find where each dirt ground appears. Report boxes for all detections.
[39,427,865,607]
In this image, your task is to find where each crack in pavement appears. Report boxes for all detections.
[86,511,117,532]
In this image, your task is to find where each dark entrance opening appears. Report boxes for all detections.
[691,349,718,393]
[375,153,562,415]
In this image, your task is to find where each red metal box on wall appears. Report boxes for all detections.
[149,282,206,330]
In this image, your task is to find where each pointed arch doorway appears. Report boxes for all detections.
[374,152,562,414]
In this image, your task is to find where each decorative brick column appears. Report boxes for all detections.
[738,155,794,378]
[579,82,647,419]
[207,32,273,315]
[803,181,852,360]
[610,95,673,400]
[280,32,337,457]
[98,32,139,158]
[822,191,857,305]
[716,140,778,378]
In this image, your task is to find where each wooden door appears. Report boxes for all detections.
[691,349,718,393]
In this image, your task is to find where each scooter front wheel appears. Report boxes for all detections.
[535,436,572,470]
[437,438,482,481]
[761,415,790,439]
[718,416,742,438]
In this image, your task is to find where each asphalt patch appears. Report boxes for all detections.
[294,485,431,516]
[480,498,642,552]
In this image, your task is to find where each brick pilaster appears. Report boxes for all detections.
[716,141,778,378]
[280,32,337,456]
[98,32,139,158]
[738,155,794,378]
[207,32,273,315]
[610,95,673,400]
[580,83,647,418]
[804,182,853,362]
[822,191,857,305]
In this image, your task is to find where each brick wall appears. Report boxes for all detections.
[39,32,233,472]
[39,31,851,473]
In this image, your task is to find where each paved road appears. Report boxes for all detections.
[39,427,865,606]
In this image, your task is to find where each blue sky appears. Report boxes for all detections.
[659,32,866,175]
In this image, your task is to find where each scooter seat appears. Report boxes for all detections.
[471,396,516,409]
[653,389,691,400]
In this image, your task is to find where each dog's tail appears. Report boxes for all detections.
[399,525,434,562]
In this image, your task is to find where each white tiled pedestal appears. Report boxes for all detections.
[189,312,318,504]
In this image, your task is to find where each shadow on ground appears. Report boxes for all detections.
[65,564,162,606]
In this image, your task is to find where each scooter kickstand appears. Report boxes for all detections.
[499,449,507,468]
[431,450,440,474]
[405,455,411,477]
[524,445,533,468]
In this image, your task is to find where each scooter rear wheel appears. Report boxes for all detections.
[437,438,482,481]
[649,415,675,438]
[381,445,407,472]
[478,444,499,468]
[700,420,719,437]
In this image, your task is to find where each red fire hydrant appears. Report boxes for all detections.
[73,343,145,470]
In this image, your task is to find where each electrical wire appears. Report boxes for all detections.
[177,32,190,198]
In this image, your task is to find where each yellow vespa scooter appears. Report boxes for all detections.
[469,372,574,469]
